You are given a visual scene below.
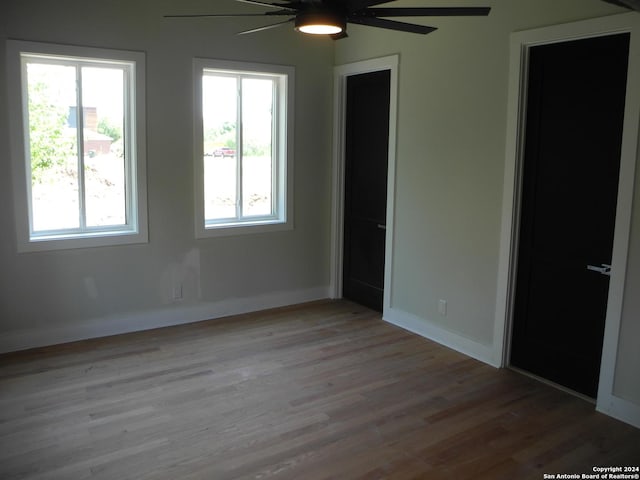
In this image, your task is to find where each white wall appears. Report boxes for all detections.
[335,0,640,412]
[0,0,335,349]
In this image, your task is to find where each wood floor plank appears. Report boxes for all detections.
[0,300,638,479]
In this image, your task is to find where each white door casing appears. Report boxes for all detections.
[495,13,640,427]
[330,55,399,315]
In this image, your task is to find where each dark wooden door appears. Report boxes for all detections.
[511,33,630,397]
[342,70,390,312]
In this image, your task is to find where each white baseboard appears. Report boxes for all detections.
[0,286,330,354]
[382,309,640,429]
[597,393,640,429]
[383,307,498,367]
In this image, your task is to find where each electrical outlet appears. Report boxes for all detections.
[172,283,183,301]
[438,299,447,316]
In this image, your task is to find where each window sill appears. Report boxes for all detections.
[196,219,292,238]
[19,230,148,253]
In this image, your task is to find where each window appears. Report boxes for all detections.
[7,41,147,251]
[194,59,294,237]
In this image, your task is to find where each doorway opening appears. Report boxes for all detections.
[330,55,399,312]
[510,33,629,398]
[342,70,390,312]
[495,14,640,420]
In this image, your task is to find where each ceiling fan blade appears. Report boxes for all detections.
[348,16,437,34]
[233,0,297,9]
[347,0,395,10]
[601,0,640,10]
[363,7,491,17]
[164,11,292,18]
[238,18,295,35]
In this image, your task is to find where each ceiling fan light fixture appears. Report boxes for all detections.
[295,12,345,35]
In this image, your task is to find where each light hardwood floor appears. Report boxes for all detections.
[0,300,638,479]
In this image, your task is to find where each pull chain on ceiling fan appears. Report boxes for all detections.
[165,0,491,39]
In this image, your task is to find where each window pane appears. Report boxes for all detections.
[203,75,237,221]
[81,67,127,227]
[242,78,273,217]
[26,63,79,232]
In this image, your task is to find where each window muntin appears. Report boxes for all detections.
[195,59,293,237]
[8,41,147,251]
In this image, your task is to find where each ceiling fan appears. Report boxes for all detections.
[164,0,491,39]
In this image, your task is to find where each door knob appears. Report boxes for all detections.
[377,224,387,230]
[586,264,611,276]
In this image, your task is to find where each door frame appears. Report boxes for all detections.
[330,54,399,314]
[494,13,640,422]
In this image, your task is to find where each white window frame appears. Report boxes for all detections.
[194,58,294,238]
[7,40,148,252]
